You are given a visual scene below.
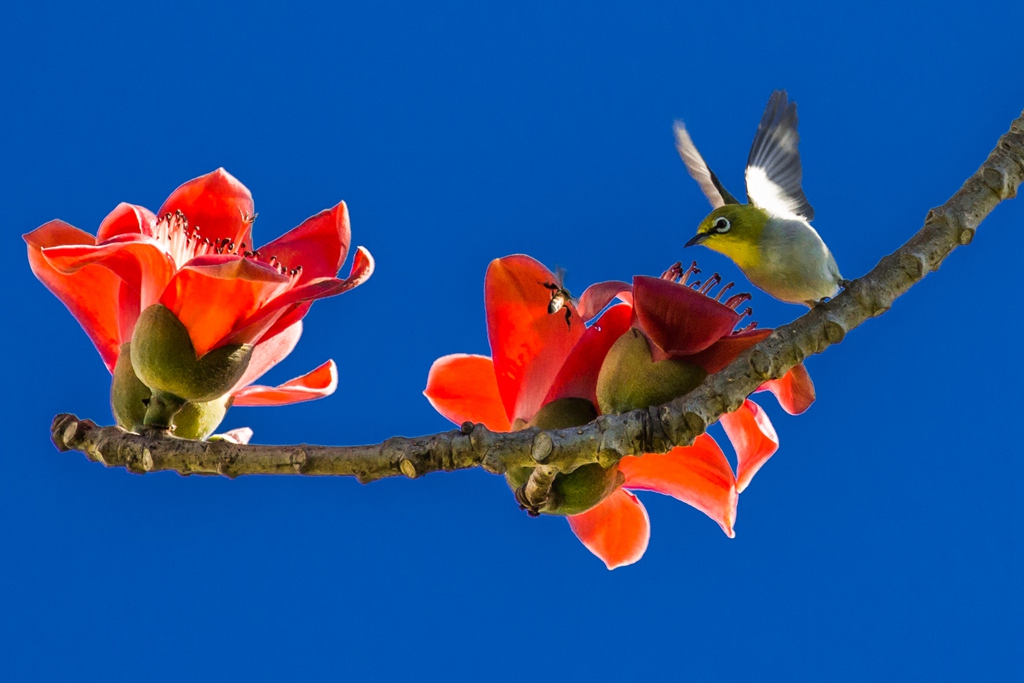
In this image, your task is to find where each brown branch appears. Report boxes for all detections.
[51,110,1024,482]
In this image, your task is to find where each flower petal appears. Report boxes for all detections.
[211,427,253,444]
[567,489,650,570]
[424,354,511,432]
[158,168,255,246]
[719,399,779,493]
[633,275,742,356]
[618,434,738,537]
[759,363,815,415]
[231,359,337,406]
[231,321,304,391]
[257,201,351,285]
[684,328,772,373]
[96,202,157,242]
[24,221,123,372]
[576,280,632,321]
[544,303,633,407]
[159,255,290,357]
[485,255,585,424]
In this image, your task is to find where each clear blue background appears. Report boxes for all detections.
[2,1,1022,680]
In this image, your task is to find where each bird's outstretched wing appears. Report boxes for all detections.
[674,120,740,208]
[744,90,815,221]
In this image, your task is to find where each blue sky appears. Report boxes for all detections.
[2,1,1022,680]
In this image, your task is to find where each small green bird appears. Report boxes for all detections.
[675,90,844,306]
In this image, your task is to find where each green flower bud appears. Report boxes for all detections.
[596,328,707,415]
[130,304,253,403]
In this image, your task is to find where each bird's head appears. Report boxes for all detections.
[684,204,770,269]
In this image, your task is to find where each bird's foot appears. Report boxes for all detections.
[839,278,853,289]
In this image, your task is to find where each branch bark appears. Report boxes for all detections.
[51,110,1024,482]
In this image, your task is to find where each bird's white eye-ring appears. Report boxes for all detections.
[713,217,731,233]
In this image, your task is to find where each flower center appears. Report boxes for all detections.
[662,261,757,333]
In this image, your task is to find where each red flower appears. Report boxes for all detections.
[25,168,371,411]
[424,255,813,569]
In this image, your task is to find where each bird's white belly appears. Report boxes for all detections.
[748,219,841,304]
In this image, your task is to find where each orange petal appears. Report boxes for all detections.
[618,434,738,537]
[96,202,157,242]
[424,354,511,432]
[230,321,304,392]
[544,303,633,407]
[720,399,779,493]
[24,221,124,373]
[485,255,584,424]
[257,201,351,285]
[567,489,650,570]
[157,168,254,246]
[159,255,289,357]
[232,360,338,406]
[759,363,815,415]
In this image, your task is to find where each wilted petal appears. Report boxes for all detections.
[24,221,123,372]
[720,399,779,493]
[684,328,772,373]
[231,321,304,391]
[424,354,511,432]
[258,201,351,286]
[545,304,633,407]
[211,427,253,444]
[159,255,289,357]
[158,168,255,246]
[759,364,815,415]
[567,489,650,570]
[618,434,738,537]
[232,360,337,406]
[577,280,632,321]
[633,275,742,356]
[486,255,584,424]
[96,202,157,242]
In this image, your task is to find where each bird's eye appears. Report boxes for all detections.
[713,217,731,233]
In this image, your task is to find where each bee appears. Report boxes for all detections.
[541,266,576,328]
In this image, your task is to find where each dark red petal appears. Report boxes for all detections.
[618,434,738,537]
[576,280,633,321]
[159,255,290,357]
[485,255,585,424]
[424,354,511,432]
[544,304,633,407]
[158,168,254,246]
[567,489,650,570]
[226,246,374,346]
[257,201,351,285]
[684,328,772,373]
[720,399,779,493]
[24,221,123,373]
[230,321,304,391]
[633,275,742,356]
[42,238,177,310]
[231,359,337,406]
[759,363,815,415]
[96,203,158,242]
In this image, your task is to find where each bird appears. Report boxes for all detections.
[674,90,845,307]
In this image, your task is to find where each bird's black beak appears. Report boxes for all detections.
[684,233,707,248]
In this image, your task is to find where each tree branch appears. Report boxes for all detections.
[51,110,1024,481]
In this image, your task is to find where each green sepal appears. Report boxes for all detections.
[596,328,707,415]
[130,304,253,402]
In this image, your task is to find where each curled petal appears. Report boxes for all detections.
[567,489,650,570]
[211,427,253,444]
[633,275,741,356]
[24,221,123,372]
[158,168,255,246]
[231,321,304,391]
[618,434,738,537]
[232,359,338,406]
[577,280,632,321]
[545,304,633,406]
[424,354,511,432]
[257,201,351,285]
[759,363,815,415]
[159,255,290,357]
[720,399,779,493]
[485,255,584,424]
[96,203,158,242]
[684,328,772,373]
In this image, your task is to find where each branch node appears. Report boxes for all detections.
[399,458,418,479]
[532,432,554,463]
[749,349,772,378]
[460,421,474,435]
[898,251,928,281]
[596,449,621,468]
[823,319,846,345]
[983,166,1008,198]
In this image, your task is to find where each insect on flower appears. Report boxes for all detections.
[541,266,576,328]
